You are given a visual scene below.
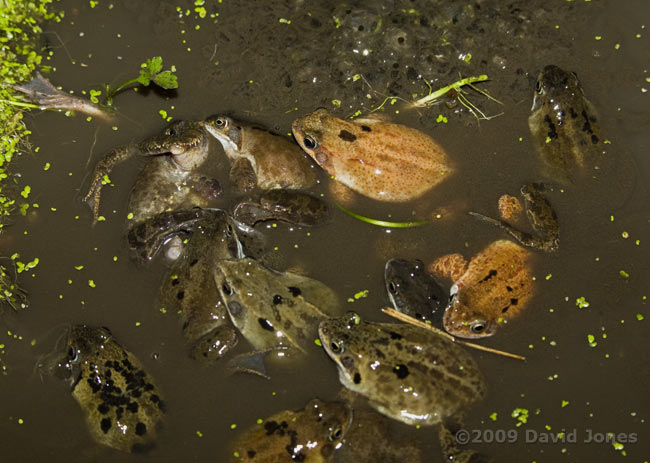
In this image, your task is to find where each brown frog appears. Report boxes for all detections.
[40,325,165,453]
[84,120,221,224]
[291,109,454,202]
[231,189,330,227]
[431,240,536,339]
[202,115,316,193]
[229,399,351,462]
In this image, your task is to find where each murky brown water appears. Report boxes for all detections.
[1,0,648,461]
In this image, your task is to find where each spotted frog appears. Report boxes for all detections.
[469,183,560,252]
[229,399,351,462]
[215,257,340,357]
[202,115,316,193]
[431,240,536,339]
[318,313,485,426]
[84,120,221,224]
[292,109,454,202]
[41,325,165,453]
[384,258,447,323]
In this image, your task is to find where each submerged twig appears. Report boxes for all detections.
[382,308,526,361]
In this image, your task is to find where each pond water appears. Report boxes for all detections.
[1,0,648,461]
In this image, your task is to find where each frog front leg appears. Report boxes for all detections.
[84,145,140,223]
[184,172,223,201]
[229,157,257,193]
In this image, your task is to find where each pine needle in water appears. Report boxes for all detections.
[381,308,526,361]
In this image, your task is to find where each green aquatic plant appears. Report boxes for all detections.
[335,202,430,228]
[0,0,63,309]
[101,56,178,107]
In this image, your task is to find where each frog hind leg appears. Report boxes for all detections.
[229,157,257,192]
[226,346,290,379]
[468,211,555,252]
[190,325,239,362]
[439,423,487,463]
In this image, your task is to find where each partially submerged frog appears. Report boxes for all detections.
[215,257,340,358]
[292,108,454,202]
[337,408,422,463]
[319,313,485,461]
[202,115,316,192]
[40,325,165,453]
[319,313,485,426]
[84,120,221,224]
[231,189,330,227]
[529,65,602,185]
[229,398,351,463]
[431,240,535,339]
[384,258,447,323]
[469,183,560,252]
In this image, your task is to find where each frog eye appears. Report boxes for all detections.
[302,135,319,150]
[329,339,345,354]
[215,117,228,128]
[535,79,542,94]
[67,346,80,364]
[387,281,398,295]
[166,127,177,136]
[221,283,234,296]
[225,223,234,237]
[469,320,488,334]
[328,423,344,441]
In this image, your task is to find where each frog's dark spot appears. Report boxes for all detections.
[341,356,354,370]
[389,331,402,340]
[570,108,578,118]
[501,305,510,313]
[506,285,513,292]
[353,372,362,384]
[116,407,124,420]
[171,278,180,286]
[371,337,390,346]
[258,318,274,331]
[591,134,599,144]
[127,402,139,413]
[100,417,111,434]
[287,286,301,297]
[338,130,357,142]
[264,420,282,435]
[393,364,410,379]
[247,450,257,458]
[374,348,386,359]
[544,115,558,140]
[361,125,372,132]
[480,269,498,282]
[273,294,283,305]
[97,403,110,414]
[510,298,518,305]
[189,258,199,267]
[176,291,185,300]
[135,422,147,436]
[394,342,403,351]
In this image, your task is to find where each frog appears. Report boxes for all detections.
[469,183,560,252]
[40,325,165,453]
[429,240,535,339]
[384,258,448,323]
[214,257,341,358]
[201,115,316,193]
[529,65,602,185]
[229,398,352,463]
[84,120,221,225]
[291,108,454,202]
[530,64,637,207]
[318,313,485,462]
[231,189,330,227]
[337,408,422,463]
[127,208,245,362]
